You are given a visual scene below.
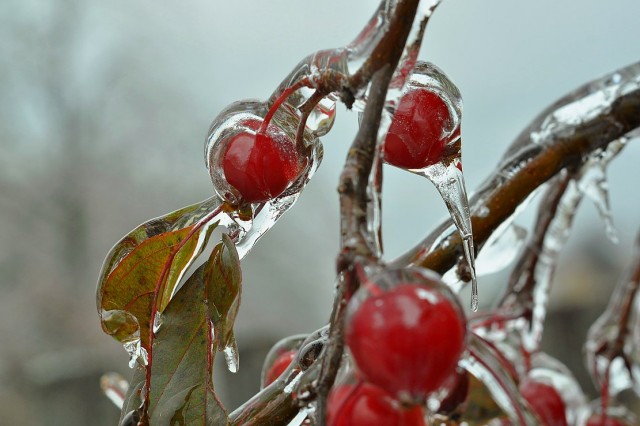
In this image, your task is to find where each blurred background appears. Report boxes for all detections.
[1,0,639,424]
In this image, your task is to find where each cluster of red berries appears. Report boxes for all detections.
[330,267,467,425]
[210,63,459,206]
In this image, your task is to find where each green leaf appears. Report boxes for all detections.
[204,233,242,351]
[119,364,146,425]
[147,263,229,426]
[97,197,221,350]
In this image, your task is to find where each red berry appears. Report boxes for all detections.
[327,382,425,426]
[384,88,453,170]
[519,379,567,426]
[585,415,630,426]
[346,282,466,403]
[264,350,296,386]
[438,369,469,414]
[222,120,302,203]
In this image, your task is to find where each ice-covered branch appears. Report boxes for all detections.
[585,229,640,399]
[394,62,640,279]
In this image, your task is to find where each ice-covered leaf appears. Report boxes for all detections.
[97,199,222,354]
[119,364,145,425]
[148,264,228,426]
[204,233,242,371]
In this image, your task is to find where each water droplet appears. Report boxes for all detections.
[153,312,163,334]
[223,341,239,373]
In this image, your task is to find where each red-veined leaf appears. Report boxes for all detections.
[97,197,222,351]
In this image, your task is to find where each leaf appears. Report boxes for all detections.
[204,233,242,351]
[119,364,146,425]
[97,197,222,350]
[147,263,229,426]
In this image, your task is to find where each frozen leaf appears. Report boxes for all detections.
[147,264,229,426]
[204,233,242,371]
[119,364,145,425]
[98,205,221,353]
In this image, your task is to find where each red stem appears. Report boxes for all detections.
[258,78,312,135]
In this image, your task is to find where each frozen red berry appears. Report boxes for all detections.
[384,88,453,170]
[519,379,567,426]
[222,121,302,203]
[264,350,296,386]
[346,281,466,403]
[327,382,425,426]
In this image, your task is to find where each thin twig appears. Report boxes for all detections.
[498,170,574,312]
[592,230,640,382]
[316,64,398,423]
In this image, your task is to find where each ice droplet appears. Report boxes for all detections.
[223,340,240,373]
[152,312,163,334]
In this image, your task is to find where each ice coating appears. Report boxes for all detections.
[394,62,640,285]
[260,333,308,389]
[462,334,539,424]
[384,61,477,309]
[585,400,638,426]
[576,137,627,244]
[204,97,323,261]
[584,231,640,398]
[422,160,477,310]
[475,222,527,276]
[529,62,640,147]
[525,353,588,425]
[523,138,626,353]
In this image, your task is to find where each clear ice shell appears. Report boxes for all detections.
[462,333,539,425]
[387,61,476,310]
[204,96,323,260]
[525,352,588,425]
[260,333,309,389]
[522,137,627,353]
[475,222,527,276]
